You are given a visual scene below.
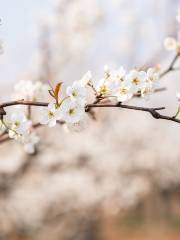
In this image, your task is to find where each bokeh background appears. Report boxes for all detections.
[1,0,180,239]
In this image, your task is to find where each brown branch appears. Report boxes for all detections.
[86,103,180,124]
[160,53,180,78]
[0,100,48,108]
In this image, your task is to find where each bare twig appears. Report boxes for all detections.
[0,100,48,108]
[86,103,180,124]
[160,54,180,78]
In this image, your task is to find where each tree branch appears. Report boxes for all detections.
[86,103,180,124]
[0,100,48,108]
[160,53,180,78]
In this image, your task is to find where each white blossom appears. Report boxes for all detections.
[66,81,87,103]
[147,68,159,82]
[79,71,92,86]
[115,81,133,102]
[22,132,40,154]
[8,113,32,139]
[13,80,34,100]
[141,68,159,96]
[64,119,87,132]
[103,65,126,81]
[32,81,49,100]
[13,80,49,101]
[125,69,147,94]
[60,99,85,124]
[164,37,180,54]
[40,102,61,127]
[96,78,117,96]
[96,66,126,96]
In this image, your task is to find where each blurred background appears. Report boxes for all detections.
[1,0,180,239]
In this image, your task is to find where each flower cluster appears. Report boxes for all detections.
[3,112,39,154]
[0,80,49,154]
[40,72,91,129]
[39,66,159,131]
[96,65,159,101]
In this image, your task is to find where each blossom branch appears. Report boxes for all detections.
[0,51,180,152]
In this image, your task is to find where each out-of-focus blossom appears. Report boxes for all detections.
[164,37,180,54]
[22,132,40,154]
[79,71,92,86]
[13,80,49,101]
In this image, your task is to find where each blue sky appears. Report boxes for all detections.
[0,0,51,85]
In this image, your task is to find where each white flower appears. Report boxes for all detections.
[8,113,32,139]
[33,81,49,100]
[96,78,117,96]
[97,66,127,96]
[111,66,126,81]
[22,132,40,154]
[66,81,87,103]
[60,99,85,124]
[141,68,159,96]
[115,81,133,102]
[96,78,110,95]
[13,80,34,100]
[104,65,126,81]
[64,119,87,132]
[104,65,110,73]
[79,71,92,86]
[164,37,177,51]
[176,93,180,101]
[147,68,159,82]
[125,69,147,94]
[13,80,49,101]
[40,102,61,127]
